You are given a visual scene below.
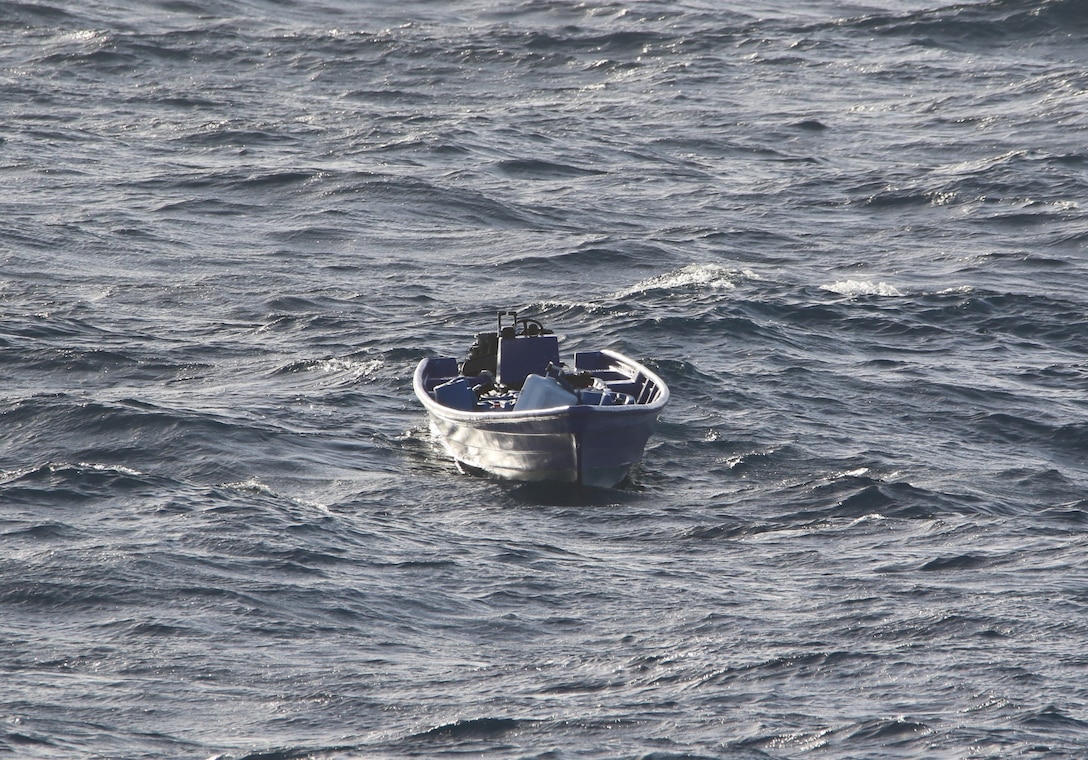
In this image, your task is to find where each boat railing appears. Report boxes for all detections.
[636,375,657,405]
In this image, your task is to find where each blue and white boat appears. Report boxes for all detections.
[414,312,669,488]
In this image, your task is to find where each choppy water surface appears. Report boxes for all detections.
[3,0,1088,757]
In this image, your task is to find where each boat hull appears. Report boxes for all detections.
[414,349,667,488]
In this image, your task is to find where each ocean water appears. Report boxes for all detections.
[3,0,1088,757]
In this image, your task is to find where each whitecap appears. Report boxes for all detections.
[310,357,383,380]
[613,263,747,298]
[821,280,904,297]
[219,478,276,496]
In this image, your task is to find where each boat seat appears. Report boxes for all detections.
[497,335,560,389]
[433,377,478,410]
[424,357,460,391]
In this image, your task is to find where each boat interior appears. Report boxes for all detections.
[421,325,663,413]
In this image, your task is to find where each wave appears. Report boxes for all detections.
[821,280,904,298]
[0,395,298,483]
[492,158,607,179]
[841,0,1088,46]
[765,472,984,522]
[234,746,360,760]
[0,461,175,507]
[411,716,522,741]
[271,356,383,383]
[613,263,751,298]
[850,149,1088,225]
[973,414,1088,459]
[0,2,80,28]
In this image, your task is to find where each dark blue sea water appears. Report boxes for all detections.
[3,0,1088,757]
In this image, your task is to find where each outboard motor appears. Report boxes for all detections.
[461,331,499,376]
[461,311,554,378]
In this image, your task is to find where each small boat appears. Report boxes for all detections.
[414,311,669,488]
